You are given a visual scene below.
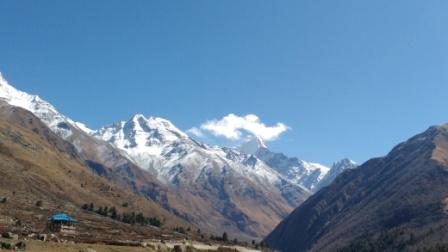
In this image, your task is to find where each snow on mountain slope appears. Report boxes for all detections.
[0,72,91,138]
[239,136,356,192]
[92,114,304,190]
[93,114,311,238]
[237,136,267,155]
[0,72,310,239]
[0,72,349,238]
[0,72,160,198]
[315,158,357,191]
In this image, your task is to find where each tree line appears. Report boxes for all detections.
[81,203,163,227]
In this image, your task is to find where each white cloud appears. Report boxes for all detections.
[186,127,205,138]
[189,114,289,141]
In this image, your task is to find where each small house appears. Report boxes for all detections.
[47,213,77,235]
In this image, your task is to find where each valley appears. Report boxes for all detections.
[0,73,355,241]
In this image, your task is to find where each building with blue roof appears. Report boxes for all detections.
[48,213,77,223]
[47,213,77,234]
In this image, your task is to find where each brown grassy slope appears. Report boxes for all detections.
[0,101,172,208]
[265,124,448,252]
[0,118,191,239]
[162,170,301,241]
[0,102,81,159]
[66,118,300,241]
[0,102,299,241]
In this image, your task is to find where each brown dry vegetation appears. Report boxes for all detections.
[1,239,152,252]
[0,102,295,241]
[431,125,448,167]
[0,117,191,241]
[0,239,258,252]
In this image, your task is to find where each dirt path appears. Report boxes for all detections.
[2,239,262,252]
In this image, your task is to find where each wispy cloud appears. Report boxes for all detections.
[188,114,289,141]
[186,127,205,138]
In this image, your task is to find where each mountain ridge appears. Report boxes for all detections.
[0,73,309,239]
[0,72,354,240]
[265,124,448,251]
[92,113,311,238]
[0,103,191,242]
[243,136,356,192]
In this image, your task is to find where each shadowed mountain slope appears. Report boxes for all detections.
[265,124,448,252]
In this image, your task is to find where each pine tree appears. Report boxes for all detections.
[136,213,145,225]
[222,232,228,242]
[122,213,129,223]
[149,217,162,227]
[110,207,117,220]
[131,212,136,225]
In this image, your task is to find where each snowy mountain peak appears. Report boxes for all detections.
[238,135,268,155]
[312,158,358,191]
[0,73,91,138]
[92,114,190,164]
[129,114,188,140]
[330,158,357,174]
[131,113,145,121]
[0,72,6,84]
[332,158,356,168]
[0,72,30,102]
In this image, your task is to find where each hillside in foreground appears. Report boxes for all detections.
[0,102,192,242]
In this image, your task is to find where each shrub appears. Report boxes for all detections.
[110,207,117,219]
[173,245,182,252]
[148,217,163,227]
[174,227,186,234]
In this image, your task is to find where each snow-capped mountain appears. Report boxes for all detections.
[239,136,356,192]
[237,136,267,155]
[92,114,190,175]
[93,114,308,193]
[91,114,311,238]
[0,73,149,182]
[0,72,310,239]
[0,73,91,138]
[314,158,357,191]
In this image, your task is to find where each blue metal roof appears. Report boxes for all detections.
[48,213,77,223]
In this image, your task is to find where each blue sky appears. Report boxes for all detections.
[1,0,448,165]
